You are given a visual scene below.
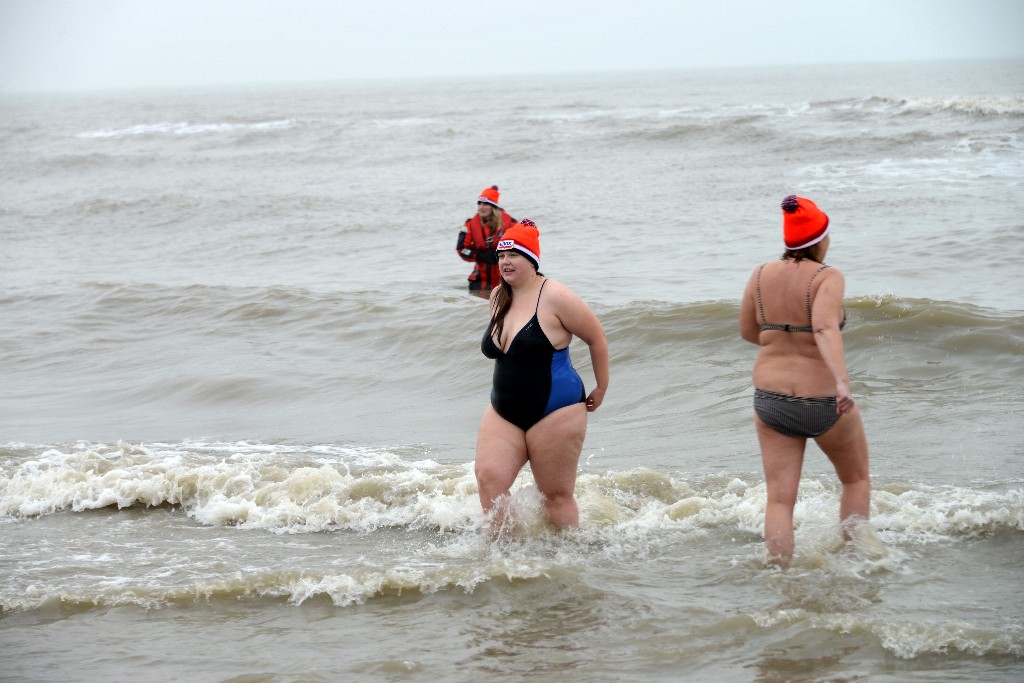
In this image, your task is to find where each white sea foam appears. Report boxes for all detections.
[2,442,1020,545]
[795,153,1024,190]
[749,609,1024,659]
[895,96,1024,117]
[76,119,295,138]
[368,117,436,128]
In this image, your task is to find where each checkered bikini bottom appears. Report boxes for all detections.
[753,388,840,439]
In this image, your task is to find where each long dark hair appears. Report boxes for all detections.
[487,268,543,344]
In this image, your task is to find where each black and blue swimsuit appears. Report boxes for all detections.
[481,280,586,432]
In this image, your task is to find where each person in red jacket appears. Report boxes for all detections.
[457,185,516,298]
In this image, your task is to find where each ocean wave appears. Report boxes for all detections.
[4,285,1021,402]
[369,117,437,128]
[4,561,1022,662]
[12,281,1024,334]
[847,296,1024,362]
[28,151,158,174]
[889,96,1024,117]
[2,441,1020,542]
[797,154,1024,187]
[952,132,1024,155]
[610,117,776,146]
[749,609,1024,659]
[64,194,201,218]
[842,95,1024,118]
[873,484,1024,541]
[0,555,566,613]
[76,119,296,139]
[850,293,1024,324]
[605,295,1024,357]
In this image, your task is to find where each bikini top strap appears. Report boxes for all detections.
[534,278,548,315]
[755,264,768,325]
[805,264,830,325]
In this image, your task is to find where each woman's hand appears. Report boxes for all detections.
[835,379,855,414]
[585,386,606,412]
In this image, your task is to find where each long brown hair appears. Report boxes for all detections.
[482,207,503,244]
[487,266,543,344]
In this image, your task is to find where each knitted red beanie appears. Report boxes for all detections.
[497,219,540,269]
[781,195,830,250]
[477,185,501,208]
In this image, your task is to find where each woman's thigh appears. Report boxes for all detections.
[756,414,807,502]
[475,406,529,488]
[525,403,588,495]
[814,406,869,483]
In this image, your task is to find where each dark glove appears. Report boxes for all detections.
[476,248,499,264]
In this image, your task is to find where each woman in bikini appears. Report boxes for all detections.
[476,219,609,535]
[739,195,870,565]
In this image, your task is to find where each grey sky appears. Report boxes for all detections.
[1,0,1022,92]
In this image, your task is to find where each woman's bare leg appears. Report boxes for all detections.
[474,406,528,534]
[814,406,871,537]
[756,415,807,565]
[525,403,588,529]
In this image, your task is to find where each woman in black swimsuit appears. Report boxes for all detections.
[475,219,609,536]
[739,195,870,565]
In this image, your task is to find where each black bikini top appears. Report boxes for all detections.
[756,263,847,333]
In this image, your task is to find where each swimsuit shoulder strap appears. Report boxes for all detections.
[805,264,830,325]
[534,278,548,315]
[755,264,768,325]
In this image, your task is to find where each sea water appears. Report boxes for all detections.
[2,59,1022,681]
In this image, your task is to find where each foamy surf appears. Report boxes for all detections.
[2,441,1020,543]
[76,119,296,138]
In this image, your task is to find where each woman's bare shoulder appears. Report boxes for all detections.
[818,264,846,286]
[823,263,845,277]
[542,278,586,306]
